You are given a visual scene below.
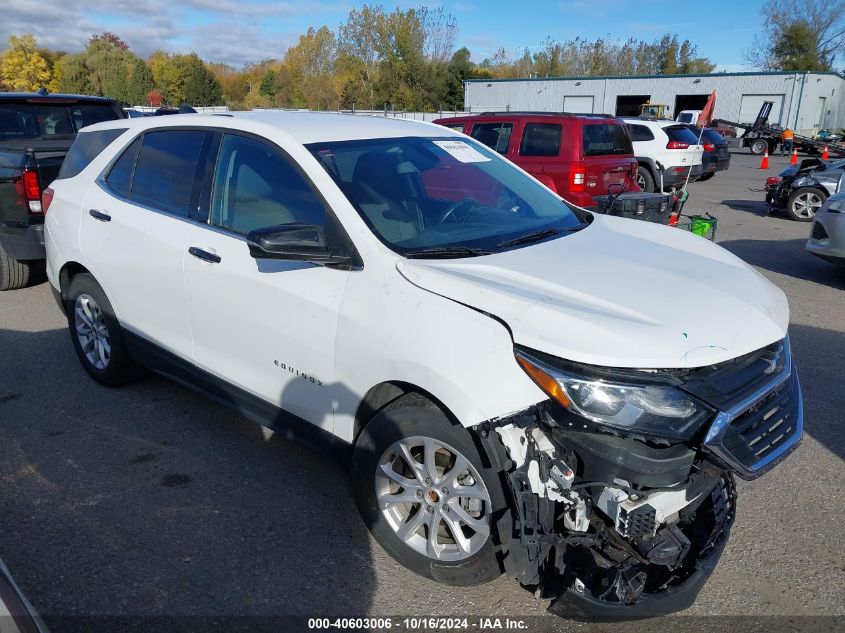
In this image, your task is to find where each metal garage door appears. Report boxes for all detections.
[739,94,785,125]
[564,95,594,114]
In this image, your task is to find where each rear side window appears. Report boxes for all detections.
[664,125,701,144]
[105,137,142,199]
[58,128,127,179]
[441,123,466,132]
[582,124,633,156]
[628,124,654,142]
[519,123,562,157]
[131,130,208,216]
[470,122,513,154]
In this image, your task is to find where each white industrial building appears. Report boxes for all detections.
[464,71,845,135]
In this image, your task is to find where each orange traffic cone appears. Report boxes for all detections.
[790,149,798,165]
[822,145,829,160]
[760,150,769,169]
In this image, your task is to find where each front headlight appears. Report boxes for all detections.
[515,350,710,440]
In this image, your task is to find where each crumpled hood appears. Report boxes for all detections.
[397,214,789,369]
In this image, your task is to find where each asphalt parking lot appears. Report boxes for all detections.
[0,150,843,632]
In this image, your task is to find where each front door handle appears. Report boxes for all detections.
[89,209,111,222]
[188,246,221,264]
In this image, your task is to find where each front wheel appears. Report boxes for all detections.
[749,139,768,155]
[351,395,505,586]
[786,187,826,221]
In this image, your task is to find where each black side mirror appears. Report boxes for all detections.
[246,223,350,265]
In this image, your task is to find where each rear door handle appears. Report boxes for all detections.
[89,209,111,222]
[188,247,221,264]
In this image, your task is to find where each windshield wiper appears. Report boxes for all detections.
[404,246,493,259]
[496,224,587,249]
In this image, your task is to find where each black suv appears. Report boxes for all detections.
[0,93,125,290]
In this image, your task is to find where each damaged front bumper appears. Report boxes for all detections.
[477,409,738,621]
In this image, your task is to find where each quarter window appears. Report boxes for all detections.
[132,130,208,217]
[104,137,142,199]
[469,122,513,154]
[58,128,127,179]
[628,124,654,142]
[210,134,326,235]
[519,123,562,156]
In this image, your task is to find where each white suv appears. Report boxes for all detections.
[624,118,705,192]
[44,112,801,618]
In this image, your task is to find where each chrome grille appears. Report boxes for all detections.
[703,337,803,480]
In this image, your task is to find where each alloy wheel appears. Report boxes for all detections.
[792,192,823,219]
[375,436,491,562]
[636,173,646,190]
[74,294,111,370]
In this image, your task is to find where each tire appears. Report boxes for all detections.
[786,187,826,222]
[697,172,715,182]
[351,394,506,586]
[0,244,31,291]
[65,273,138,387]
[636,166,655,193]
[749,139,768,155]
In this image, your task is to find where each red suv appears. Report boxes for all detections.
[433,112,638,208]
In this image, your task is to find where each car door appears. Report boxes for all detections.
[514,120,565,193]
[183,132,351,432]
[80,129,214,359]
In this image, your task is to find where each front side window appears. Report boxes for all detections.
[309,136,585,256]
[470,122,513,154]
[131,130,208,216]
[519,123,562,157]
[210,134,326,235]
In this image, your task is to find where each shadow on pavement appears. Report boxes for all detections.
[720,237,845,289]
[0,326,377,632]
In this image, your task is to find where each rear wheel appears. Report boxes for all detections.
[786,187,825,222]
[0,245,31,291]
[351,395,505,586]
[636,166,655,193]
[66,273,138,386]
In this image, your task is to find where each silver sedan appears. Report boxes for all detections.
[807,192,845,268]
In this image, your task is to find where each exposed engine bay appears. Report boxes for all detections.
[477,407,737,619]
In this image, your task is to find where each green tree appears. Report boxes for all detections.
[284,26,339,109]
[180,53,223,105]
[1,34,52,92]
[126,58,154,105]
[58,38,149,104]
[259,69,276,96]
[748,0,845,70]
[338,5,385,109]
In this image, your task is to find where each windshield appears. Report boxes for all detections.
[308,136,585,256]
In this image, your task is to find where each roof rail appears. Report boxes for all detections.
[477,110,618,118]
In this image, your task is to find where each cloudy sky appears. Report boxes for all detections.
[3,0,765,70]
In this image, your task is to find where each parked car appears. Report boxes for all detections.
[46,112,801,619]
[806,192,845,267]
[623,118,704,192]
[432,112,638,209]
[681,125,731,181]
[765,157,845,221]
[0,92,125,290]
[0,555,49,633]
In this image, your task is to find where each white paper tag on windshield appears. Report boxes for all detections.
[432,140,491,163]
